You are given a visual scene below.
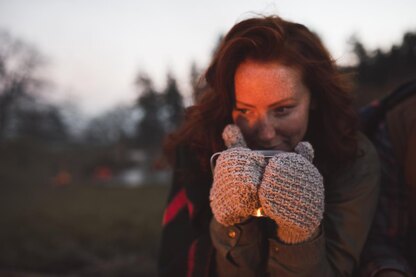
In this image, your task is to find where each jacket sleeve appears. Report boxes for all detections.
[210,217,267,276]
[268,133,380,276]
[210,134,381,276]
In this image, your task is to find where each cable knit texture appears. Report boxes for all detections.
[222,124,247,148]
[258,142,325,244]
[210,124,266,226]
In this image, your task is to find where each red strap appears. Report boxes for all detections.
[162,188,187,225]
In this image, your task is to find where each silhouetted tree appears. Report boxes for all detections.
[188,35,224,104]
[0,29,68,142]
[162,73,183,132]
[190,61,207,103]
[135,74,165,153]
[349,35,369,65]
[16,104,68,142]
[83,105,136,145]
[352,31,416,86]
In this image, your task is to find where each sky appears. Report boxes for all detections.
[0,0,415,116]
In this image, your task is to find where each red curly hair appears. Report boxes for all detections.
[164,15,358,175]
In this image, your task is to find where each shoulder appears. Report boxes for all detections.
[345,132,379,177]
[173,143,212,192]
[326,132,380,196]
[174,143,199,169]
[335,132,379,177]
[356,132,379,165]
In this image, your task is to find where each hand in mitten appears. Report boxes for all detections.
[258,142,324,244]
[209,124,266,226]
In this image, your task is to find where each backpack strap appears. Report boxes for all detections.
[360,79,416,137]
[380,79,416,113]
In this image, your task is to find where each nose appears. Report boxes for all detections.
[257,115,276,142]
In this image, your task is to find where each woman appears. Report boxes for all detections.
[158,15,380,276]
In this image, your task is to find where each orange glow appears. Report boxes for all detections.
[253,207,265,217]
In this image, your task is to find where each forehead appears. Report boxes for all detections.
[234,59,307,105]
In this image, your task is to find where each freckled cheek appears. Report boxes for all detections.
[278,112,309,147]
[277,122,306,147]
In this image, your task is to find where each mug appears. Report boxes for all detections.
[210,150,283,217]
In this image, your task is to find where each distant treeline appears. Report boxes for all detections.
[350,32,416,86]
[1,29,416,151]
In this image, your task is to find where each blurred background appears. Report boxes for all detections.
[0,0,415,276]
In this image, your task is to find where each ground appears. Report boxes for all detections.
[0,184,168,276]
[0,141,169,276]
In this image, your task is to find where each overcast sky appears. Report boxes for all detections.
[1,0,415,116]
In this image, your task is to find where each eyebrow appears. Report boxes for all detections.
[235,97,296,108]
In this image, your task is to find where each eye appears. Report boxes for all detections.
[272,106,293,116]
[235,108,251,115]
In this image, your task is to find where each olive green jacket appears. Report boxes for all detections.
[210,134,380,276]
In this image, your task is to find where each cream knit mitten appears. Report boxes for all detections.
[258,142,324,244]
[210,124,266,226]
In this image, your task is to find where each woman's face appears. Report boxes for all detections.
[232,59,311,151]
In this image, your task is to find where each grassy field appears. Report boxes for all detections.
[0,181,169,276]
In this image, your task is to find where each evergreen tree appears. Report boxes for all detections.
[163,73,183,132]
[135,74,165,152]
[190,61,206,103]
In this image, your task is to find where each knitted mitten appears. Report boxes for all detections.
[210,124,266,226]
[258,142,324,244]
